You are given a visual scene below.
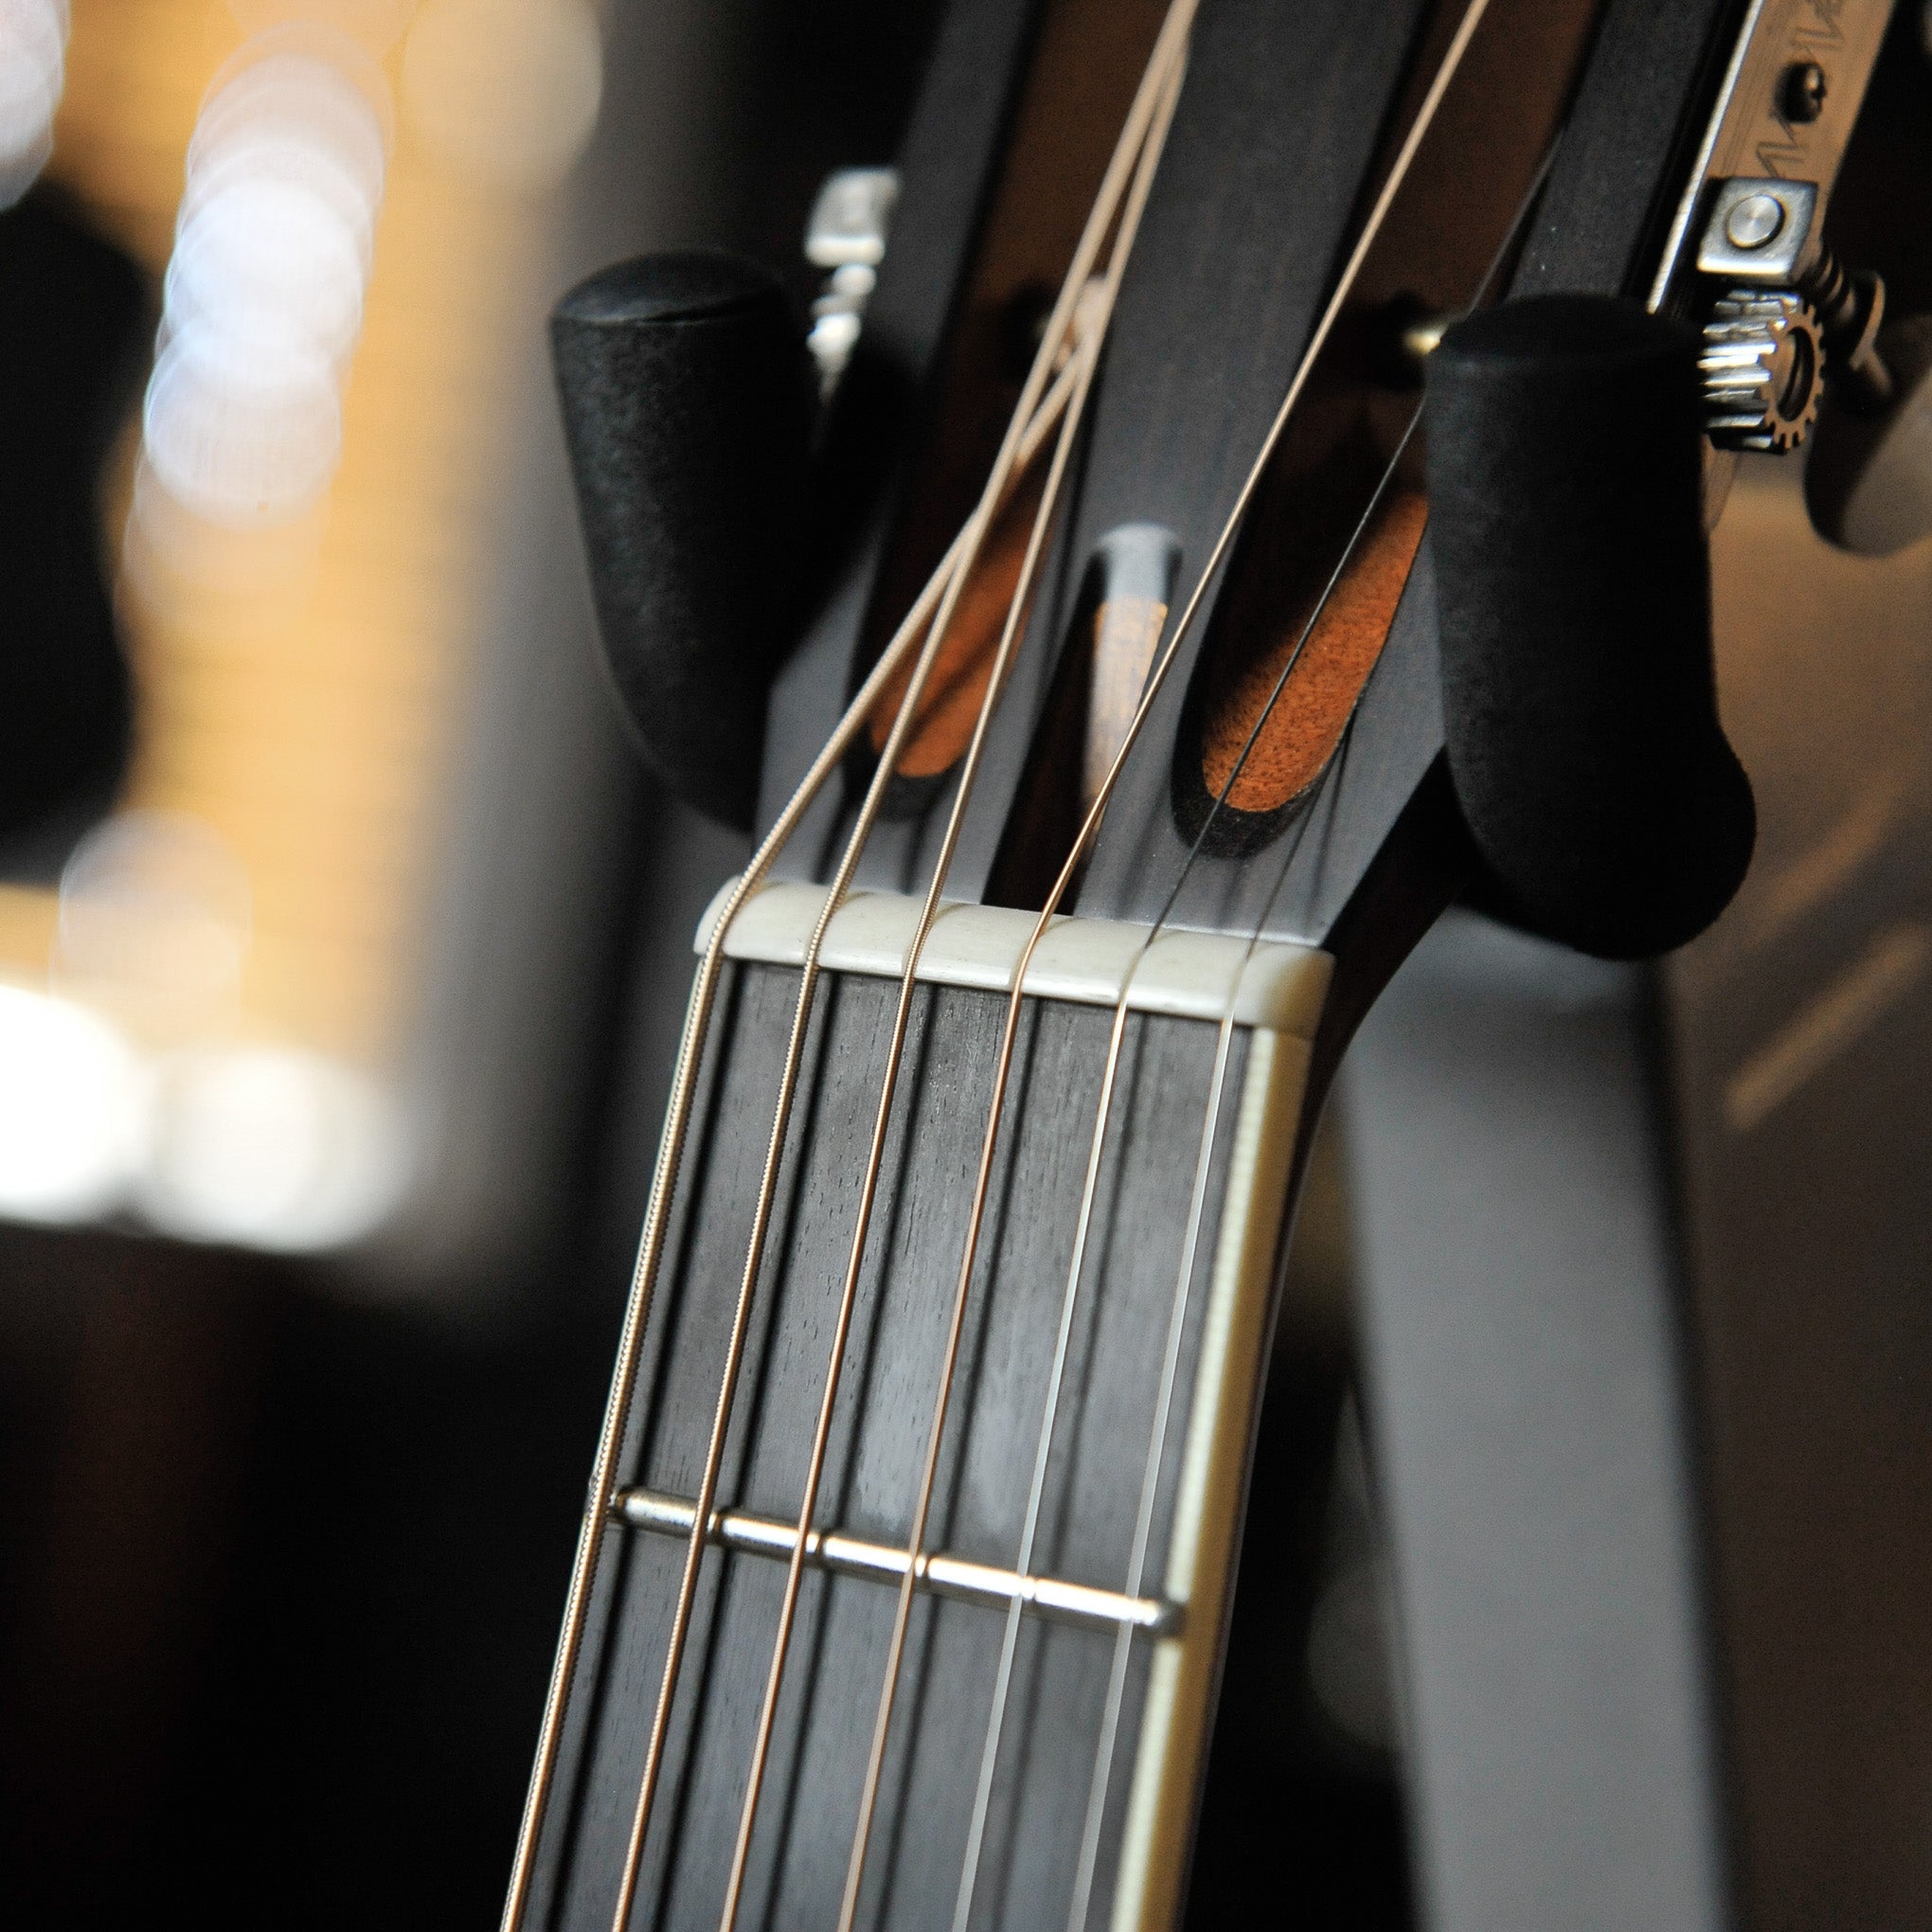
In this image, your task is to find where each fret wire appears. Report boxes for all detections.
[833,6,1494,1925]
[597,12,1202,1930]
[497,313,1080,1932]
[609,1488,1181,1638]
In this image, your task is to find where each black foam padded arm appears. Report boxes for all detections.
[551,251,810,829]
[1425,295,1755,959]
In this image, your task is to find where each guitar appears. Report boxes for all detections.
[510,1,1908,1926]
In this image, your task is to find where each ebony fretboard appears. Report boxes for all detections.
[528,901,1319,1932]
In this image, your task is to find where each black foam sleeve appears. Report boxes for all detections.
[1425,295,1755,959]
[551,252,809,829]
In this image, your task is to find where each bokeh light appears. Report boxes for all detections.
[0,0,65,207]
[0,983,149,1224]
[139,31,389,527]
[140,1043,407,1250]
[144,328,345,526]
[186,44,388,248]
[402,0,600,191]
[1,0,610,1259]
[57,812,254,1033]
[169,176,369,361]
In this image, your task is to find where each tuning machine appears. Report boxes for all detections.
[802,167,899,401]
[1689,174,1896,458]
[1649,0,1897,474]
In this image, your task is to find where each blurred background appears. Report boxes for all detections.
[0,4,1412,1925]
[0,2,963,1923]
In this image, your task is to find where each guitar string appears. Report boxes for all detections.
[948,483,1388,1932]
[940,988,1134,1932]
[1062,721,1354,1932]
[511,0,1500,1920]
[604,218,1125,1932]
[919,27,1579,1932]
[601,312,1076,1932]
[712,320,1105,1932]
[581,11,1206,1929]
[955,295,1429,1932]
[945,132,1566,1921]
[951,291,1446,1923]
[1060,132,1562,1932]
[498,275,1084,1932]
[709,44,1190,1932]
[944,284,1440,1932]
[828,4,1494,1925]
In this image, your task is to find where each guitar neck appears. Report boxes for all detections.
[528,888,1327,1932]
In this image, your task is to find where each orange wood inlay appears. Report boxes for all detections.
[1202,488,1427,813]
[868,480,1042,780]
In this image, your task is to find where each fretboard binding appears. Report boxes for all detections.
[609,1487,1183,1639]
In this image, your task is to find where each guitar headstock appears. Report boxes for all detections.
[555,0,1796,1029]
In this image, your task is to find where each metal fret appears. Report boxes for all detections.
[609,1487,1181,1639]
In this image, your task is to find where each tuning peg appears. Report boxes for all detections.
[1425,295,1755,959]
[550,251,811,829]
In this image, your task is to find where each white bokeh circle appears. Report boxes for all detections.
[144,330,343,527]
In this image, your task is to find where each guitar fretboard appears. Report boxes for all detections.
[530,890,1323,1931]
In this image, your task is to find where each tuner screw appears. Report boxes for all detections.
[1725,192,1785,252]
[1780,60,1828,124]
[1701,288,1823,453]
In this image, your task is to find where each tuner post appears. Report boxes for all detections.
[802,167,899,402]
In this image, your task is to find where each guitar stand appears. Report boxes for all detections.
[1346,301,1932,1929]
[1344,921,1728,1929]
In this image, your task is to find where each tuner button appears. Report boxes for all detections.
[1700,288,1823,454]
